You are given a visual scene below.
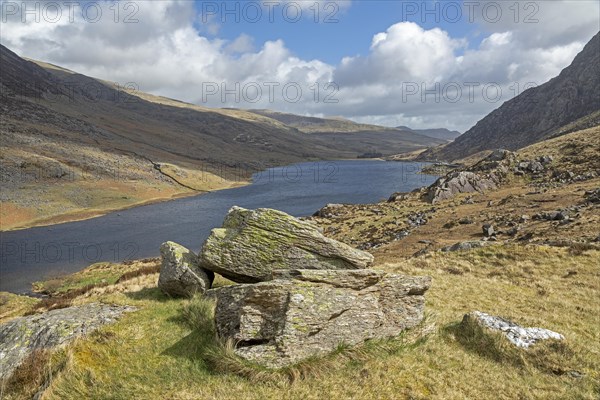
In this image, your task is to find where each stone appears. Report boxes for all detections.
[441,241,489,252]
[487,149,511,162]
[199,207,374,283]
[426,171,499,204]
[507,226,520,236]
[158,241,213,297]
[208,269,431,368]
[482,224,495,237]
[585,188,600,203]
[313,203,344,218]
[527,161,545,173]
[461,311,564,348]
[519,215,530,223]
[0,303,135,380]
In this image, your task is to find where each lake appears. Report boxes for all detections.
[0,160,438,293]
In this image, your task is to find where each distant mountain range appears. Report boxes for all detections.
[419,31,600,162]
[0,44,445,174]
[396,126,462,142]
[0,44,448,228]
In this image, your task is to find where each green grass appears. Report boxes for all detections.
[8,244,599,399]
[32,263,124,295]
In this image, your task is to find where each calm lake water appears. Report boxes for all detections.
[0,160,438,293]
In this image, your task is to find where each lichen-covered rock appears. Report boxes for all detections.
[0,303,135,380]
[208,269,431,368]
[461,311,564,348]
[199,207,374,283]
[159,241,213,297]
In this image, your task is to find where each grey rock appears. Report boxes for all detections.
[388,192,410,202]
[199,207,374,283]
[313,203,344,218]
[426,171,499,204]
[527,161,545,173]
[585,188,600,203]
[0,303,135,380]
[208,269,431,368]
[461,311,564,348]
[441,241,489,252]
[482,224,495,237]
[158,241,213,297]
[487,149,511,162]
[507,226,520,236]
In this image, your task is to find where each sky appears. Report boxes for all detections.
[1,0,599,132]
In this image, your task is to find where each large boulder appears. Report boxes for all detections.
[199,207,374,283]
[426,171,499,204]
[208,269,431,368]
[159,241,214,297]
[0,303,135,380]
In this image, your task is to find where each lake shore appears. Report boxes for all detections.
[1,180,249,232]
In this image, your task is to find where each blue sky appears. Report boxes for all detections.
[193,1,481,63]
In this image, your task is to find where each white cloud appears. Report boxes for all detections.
[0,0,596,132]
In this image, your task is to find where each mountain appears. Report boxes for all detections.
[0,45,443,230]
[242,110,446,158]
[396,126,462,142]
[419,31,600,162]
[245,109,387,133]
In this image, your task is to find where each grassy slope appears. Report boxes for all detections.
[2,127,599,399]
[0,245,594,399]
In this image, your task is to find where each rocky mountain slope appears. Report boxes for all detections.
[419,32,600,161]
[396,126,462,142]
[0,45,442,230]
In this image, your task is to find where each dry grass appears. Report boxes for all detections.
[13,244,593,399]
[0,292,38,323]
[0,349,68,400]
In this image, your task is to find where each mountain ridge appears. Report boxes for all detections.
[417,31,600,162]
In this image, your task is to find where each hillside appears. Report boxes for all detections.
[244,110,447,158]
[0,45,442,230]
[397,126,462,142]
[419,31,600,161]
[245,109,387,133]
[2,126,598,400]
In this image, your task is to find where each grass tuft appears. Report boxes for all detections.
[0,348,68,400]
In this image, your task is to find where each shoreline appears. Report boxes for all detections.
[1,180,249,233]
[1,157,414,233]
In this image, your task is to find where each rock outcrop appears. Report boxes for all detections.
[208,269,431,368]
[159,241,213,297]
[199,207,374,283]
[417,32,600,161]
[0,303,135,380]
[426,171,499,204]
[461,311,564,348]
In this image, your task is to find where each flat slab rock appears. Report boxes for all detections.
[462,311,564,348]
[208,269,431,368]
[0,303,135,380]
[199,207,374,283]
